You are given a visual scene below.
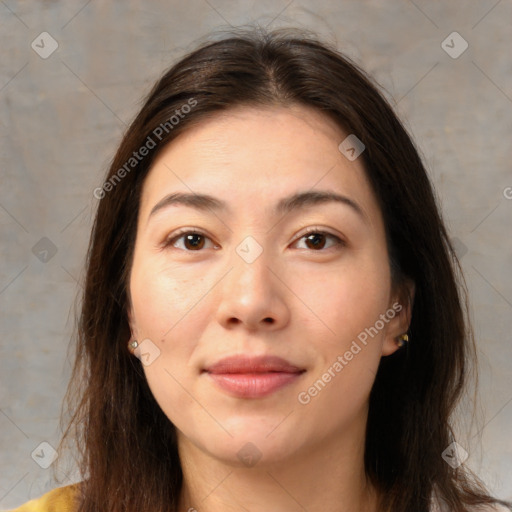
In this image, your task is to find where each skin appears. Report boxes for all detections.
[127,105,414,512]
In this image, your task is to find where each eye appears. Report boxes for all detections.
[293,229,345,251]
[162,229,218,251]
[161,227,345,252]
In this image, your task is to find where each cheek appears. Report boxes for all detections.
[141,356,208,444]
[130,265,203,426]
[130,260,211,337]
[129,263,208,415]
[292,256,391,346]
[292,263,389,429]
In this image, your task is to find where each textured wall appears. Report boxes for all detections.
[1,0,511,508]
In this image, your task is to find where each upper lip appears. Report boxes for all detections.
[204,355,305,374]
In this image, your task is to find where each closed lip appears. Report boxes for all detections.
[203,355,305,374]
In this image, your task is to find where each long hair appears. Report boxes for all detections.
[57,26,512,512]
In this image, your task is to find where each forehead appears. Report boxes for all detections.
[147,104,346,176]
[138,105,380,227]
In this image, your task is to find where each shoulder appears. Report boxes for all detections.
[5,483,81,512]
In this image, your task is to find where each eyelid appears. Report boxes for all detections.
[294,224,342,239]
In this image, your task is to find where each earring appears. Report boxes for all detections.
[128,340,138,351]
[396,333,409,348]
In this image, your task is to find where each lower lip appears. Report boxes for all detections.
[206,372,304,398]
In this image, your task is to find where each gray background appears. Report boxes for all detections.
[1,0,511,508]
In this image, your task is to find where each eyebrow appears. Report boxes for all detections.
[147,190,368,225]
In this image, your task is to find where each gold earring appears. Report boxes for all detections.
[396,333,409,348]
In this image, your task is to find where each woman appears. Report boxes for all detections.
[11,27,511,512]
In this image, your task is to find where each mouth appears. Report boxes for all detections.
[202,354,306,399]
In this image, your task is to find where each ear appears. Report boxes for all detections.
[381,278,415,357]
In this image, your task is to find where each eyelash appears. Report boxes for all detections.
[161,227,345,252]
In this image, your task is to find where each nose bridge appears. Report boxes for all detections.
[229,233,275,298]
[215,233,288,328]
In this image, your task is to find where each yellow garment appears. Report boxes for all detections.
[8,483,509,512]
[7,483,80,512]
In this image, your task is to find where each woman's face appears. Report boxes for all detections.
[128,105,411,466]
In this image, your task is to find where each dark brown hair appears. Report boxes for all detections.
[57,26,512,512]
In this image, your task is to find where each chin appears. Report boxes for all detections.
[198,430,301,469]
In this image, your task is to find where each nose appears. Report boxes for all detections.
[215,246,291,332]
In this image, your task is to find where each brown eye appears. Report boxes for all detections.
[294,230,344,251]
[304,232,327,250]
[163,231,216,251]
[182,233,205,250]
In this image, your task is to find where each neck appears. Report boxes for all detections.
[176,415,379,512]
